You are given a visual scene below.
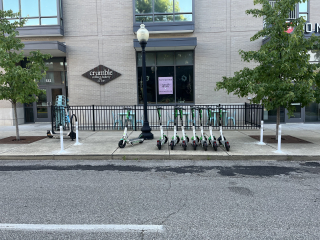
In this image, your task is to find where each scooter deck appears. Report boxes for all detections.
[129,138,144,143]
[47,130,75,139]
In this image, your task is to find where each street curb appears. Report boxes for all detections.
[0,154,319,161]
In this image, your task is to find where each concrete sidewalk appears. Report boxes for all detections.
[0,123,320,160]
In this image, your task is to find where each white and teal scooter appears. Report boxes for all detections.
[169,107,180,150]
[190,107,200,150]
[198,107,208,151]
[207,107,218,151]
[178,107,189,151]
[118,107,144,148]
[216,104,230,151]
[156,107,168,150]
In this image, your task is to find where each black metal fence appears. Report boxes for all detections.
[51,104,263,132]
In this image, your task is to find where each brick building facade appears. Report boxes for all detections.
[0,0,319,125]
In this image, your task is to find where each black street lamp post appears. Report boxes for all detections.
[137,22,153,140]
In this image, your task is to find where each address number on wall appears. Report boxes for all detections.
[46,79,52,82]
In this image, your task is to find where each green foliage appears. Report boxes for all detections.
[215,0,320,117]
[135,0,187,21]
[135,0,153,14]
[0,10,52,105]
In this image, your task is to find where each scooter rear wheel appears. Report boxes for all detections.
[170,141,174,150]
[225,142,230,151]
[157,143,161,150]
[193,143,197,151]
[118,140,126,148]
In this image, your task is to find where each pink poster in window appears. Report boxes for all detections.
[158,77,173,95]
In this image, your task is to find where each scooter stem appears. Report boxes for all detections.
[220,126,224,141]
[193,125,196,139]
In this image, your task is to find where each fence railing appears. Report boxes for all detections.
[51,104,263,132]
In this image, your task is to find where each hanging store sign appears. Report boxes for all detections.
[159,77,173,95]
[82,65,121,85]
[305,23,320,34]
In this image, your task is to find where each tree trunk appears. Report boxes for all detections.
[13,102,20,141]
[276,106,280,140]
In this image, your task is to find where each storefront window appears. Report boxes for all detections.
[138,67,156,104]
[264,107,285,123]
[135,0,192,23]
[298,0,308,21]
[3,0,19,13]
[21,0,39,17]
[40,0,58,17]
[156,52,174,66]
[37,58,67,86]
[157,66,175,104]
[176,66,193,103]
[137,50,194,104]
[3,0,60,26]
[305,102,320,122]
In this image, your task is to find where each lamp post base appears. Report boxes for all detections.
[141,121,153,140]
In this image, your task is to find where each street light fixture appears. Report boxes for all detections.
[137,22,153,140]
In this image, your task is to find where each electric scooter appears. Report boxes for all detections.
[118,107,144,148]
[198,107,208,151]
[178,107,189,151]
[216,104,230,151]
[207,107,218,151]
[47,107,76,140]
[190,107,200,150]
[156,107,168,150]
[169,106,180,150]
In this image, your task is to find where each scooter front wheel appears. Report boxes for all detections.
[170,141,174,150]
[118,140,126,148]
[204,142,207,151]
[213,142,218,151]
[193,143,197,151]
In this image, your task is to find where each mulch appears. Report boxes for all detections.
[0,136,47,144]
[249,135,312,144]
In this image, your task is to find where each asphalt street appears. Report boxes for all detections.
[0,160,319,239]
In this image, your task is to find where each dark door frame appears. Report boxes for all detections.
[33,85,66,122]
[285,103,305,123]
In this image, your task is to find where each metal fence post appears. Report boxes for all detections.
[244,103,247,124]
[92,105,95,131]
[134,105,137,131]
[51,106,55,134]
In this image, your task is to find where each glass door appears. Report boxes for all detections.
[285,103,305,123]
[34,87,50,122]
[33,86,65,122]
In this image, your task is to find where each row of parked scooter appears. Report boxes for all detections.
[118,105,230,151]
[156,105,230,151]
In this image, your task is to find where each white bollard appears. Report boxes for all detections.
[258,120,266,145]
[59,126,64,153]
[74,122,82,145]
[277,124,281,152]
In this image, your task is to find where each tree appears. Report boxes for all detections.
[0,10,51,140]
[215,0,320,138]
